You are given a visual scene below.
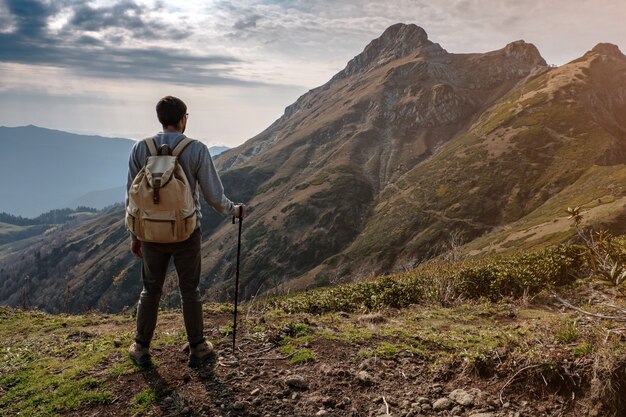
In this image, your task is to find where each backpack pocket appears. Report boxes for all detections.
[141,210,177,243]
[126,206,140,234]
[181,208,197,237]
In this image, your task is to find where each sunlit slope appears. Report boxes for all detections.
[326,44,626,279]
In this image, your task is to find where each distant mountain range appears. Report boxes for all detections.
[0,126,230,217]
[0,24,624,313]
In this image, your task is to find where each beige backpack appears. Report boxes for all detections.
[126,136,197,243]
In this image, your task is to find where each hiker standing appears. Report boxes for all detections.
[125,96,246,367]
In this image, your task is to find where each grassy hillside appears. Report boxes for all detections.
[1,239,625,416]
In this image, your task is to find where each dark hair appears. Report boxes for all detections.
[156,96,187,127]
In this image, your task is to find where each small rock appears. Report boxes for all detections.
[417,397,430,404]
[451,405,463,415]
[336,368,349,378]
[318,363,334,375]
[291,392,300,400]
[163,396,174,404]
[252,398,262,406]
[356,370,374,386]
[285,375,308,389]
[251,388,261,396]
[181,407,191,415]
[449,388,475,406]
[232,401,245,411]
[432,398,453,411]
[315,410,328,416]
[322,396,335,408]
[469,413,495,417]
[359,358,374,370]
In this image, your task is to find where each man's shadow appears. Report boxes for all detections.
[141,366,195,416]
[141,354,247,416]
[193,354,250,416]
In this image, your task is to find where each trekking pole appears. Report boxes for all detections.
[232,209,243,353]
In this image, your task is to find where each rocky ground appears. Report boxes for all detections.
[3,296,622,417]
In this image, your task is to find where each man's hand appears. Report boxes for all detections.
[234,204,247,219]
[130,240,143,258]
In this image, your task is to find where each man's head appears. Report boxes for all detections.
[156,96,188,133]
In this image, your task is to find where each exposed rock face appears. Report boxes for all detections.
[591,42,624,57]
[503,40,545,66]
[334,23,441,80]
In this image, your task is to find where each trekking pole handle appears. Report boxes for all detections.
[232,204,245,224]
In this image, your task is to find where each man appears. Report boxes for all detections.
[126,95,246,367]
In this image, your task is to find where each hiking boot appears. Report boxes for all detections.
[188,340,214,367]
[128,342,151,367]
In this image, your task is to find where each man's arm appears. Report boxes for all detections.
[196,144,238,216]
[126,142,142,256]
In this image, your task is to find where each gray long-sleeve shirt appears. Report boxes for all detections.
[126,131,235,241]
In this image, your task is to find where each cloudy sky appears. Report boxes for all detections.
[0,0,624,147]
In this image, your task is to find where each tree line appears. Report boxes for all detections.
[0,207,98,226]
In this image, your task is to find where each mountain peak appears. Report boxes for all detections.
[334,23,440,80]
[502,40,546,66]
[377,23,428,46]
[590,43,624,58]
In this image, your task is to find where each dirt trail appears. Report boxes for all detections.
[63,309,616,417]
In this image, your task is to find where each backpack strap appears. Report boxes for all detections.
[172,136,194,157]
[144,137,158,156]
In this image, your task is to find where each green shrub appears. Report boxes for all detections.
[268,243,592,314]
[457,244,585,300]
